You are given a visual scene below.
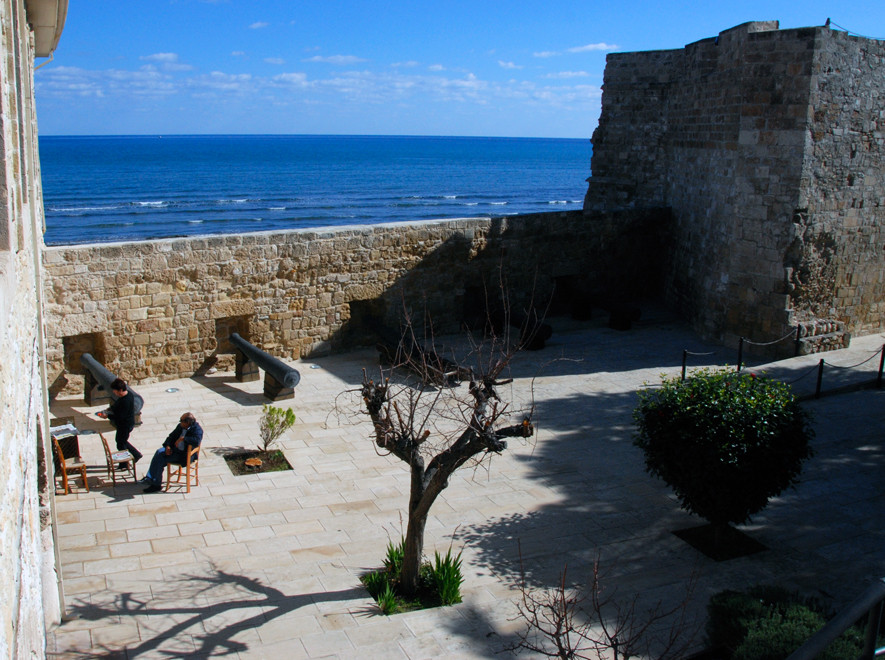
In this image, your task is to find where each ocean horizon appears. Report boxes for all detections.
[39,134,592,246]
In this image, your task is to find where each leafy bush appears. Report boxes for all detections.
[258,404,296,453]
[633,368,814,526]
[360,538,465,613]
[707,585,866,659]
[361,570,388,599]
[375,582,398,615]
[431,548,464,605]
[383,537,405,576]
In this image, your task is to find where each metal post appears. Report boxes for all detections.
[737,337,744,373]
[681,350,687,381]
[862,600,883,659]
[794,325,802,356]
[877,345,884,389]
[816,359,824,399]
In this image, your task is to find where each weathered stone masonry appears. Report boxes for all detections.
[43,21,885,389]
[0,0,67,656]
[586,21,885,351]
[43,210,667,391]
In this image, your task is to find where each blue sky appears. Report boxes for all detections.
[34,1,885,138]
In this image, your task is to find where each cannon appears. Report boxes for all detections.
[229,333,301,400]
[80,353,145,421]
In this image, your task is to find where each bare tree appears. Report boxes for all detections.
[359,315,535,597]
[509,554,699,660]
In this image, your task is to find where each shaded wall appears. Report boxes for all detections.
[44,209,668,391]
[586,21,885,350]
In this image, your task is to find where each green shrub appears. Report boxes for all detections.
[376,581,398,615]
[633,368,814,526]
[258,404,296,453]
[361,539,466,614]
[361,569,388,599]
[707,585,867,659]
[383,537,405,576]
[431,548,464,605]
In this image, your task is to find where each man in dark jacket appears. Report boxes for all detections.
[98,378,143,464]
[143,412,203,493]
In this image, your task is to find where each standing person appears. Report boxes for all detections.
[142,412,203,494]
[97,378,143,466]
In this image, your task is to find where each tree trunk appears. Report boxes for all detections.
[401,506,428,596]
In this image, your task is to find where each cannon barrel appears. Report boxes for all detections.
[80,353,144,413]
[230,333,301,390]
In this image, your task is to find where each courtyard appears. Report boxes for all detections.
[47,307,885,659]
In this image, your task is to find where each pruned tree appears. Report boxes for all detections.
[509,553,699,660]
[359,316,535,597]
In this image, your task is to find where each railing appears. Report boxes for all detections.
[681,340,885,398]
[786,578,885,659]
[737,326,803,371]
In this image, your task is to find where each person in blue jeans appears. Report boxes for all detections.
[143,412,203,493]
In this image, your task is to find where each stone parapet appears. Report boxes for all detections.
[44,210,668,392]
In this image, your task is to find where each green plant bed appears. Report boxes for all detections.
[361,539,464,614]
[705,585,878,659]
[223,449,293,476]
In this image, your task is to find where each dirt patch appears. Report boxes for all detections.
[223,449,293,476]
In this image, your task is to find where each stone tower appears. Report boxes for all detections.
[586,21,885,353]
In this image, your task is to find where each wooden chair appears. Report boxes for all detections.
[52,435,89,494]
[165,444,200,493]
[99,433,136,485]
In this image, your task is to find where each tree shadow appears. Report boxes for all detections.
[53,565,368,658]
[459,379,885,612]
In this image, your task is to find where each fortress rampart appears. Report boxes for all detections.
[43,209,667,392]
[586,21,885,346]
[43,22,885,393]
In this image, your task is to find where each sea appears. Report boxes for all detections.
[38,134,592,246]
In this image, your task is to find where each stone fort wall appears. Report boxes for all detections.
[0,0,64,654]
[43,209,667,391]
[42,21,885,391]
[586,21,885,347]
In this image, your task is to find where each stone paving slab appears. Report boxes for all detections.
[46,309,885,658]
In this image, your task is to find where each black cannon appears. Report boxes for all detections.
[229,333,301,400]
[80,353,145,419]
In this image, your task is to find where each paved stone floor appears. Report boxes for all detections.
[46,308,885,659]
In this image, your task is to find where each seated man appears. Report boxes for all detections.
[143,412,203,493]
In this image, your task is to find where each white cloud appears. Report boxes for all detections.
[190,71,254,95]
[302,55,367,65]
[231,51,245,57]
[264,57,285,65]
[392,61,420,68]
[35,65,178,98]
[139,52,192,72]
[272,72,309,86]
[545,71,589,79]
[533,51,559,58]
[35,61,602,122]
[141,53,178,63]
[428,64,445,71]
[498,61,522,70]
[567,42,618,53]
[250,22,269,29]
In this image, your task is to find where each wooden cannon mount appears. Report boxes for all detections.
[229,333,301,401]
